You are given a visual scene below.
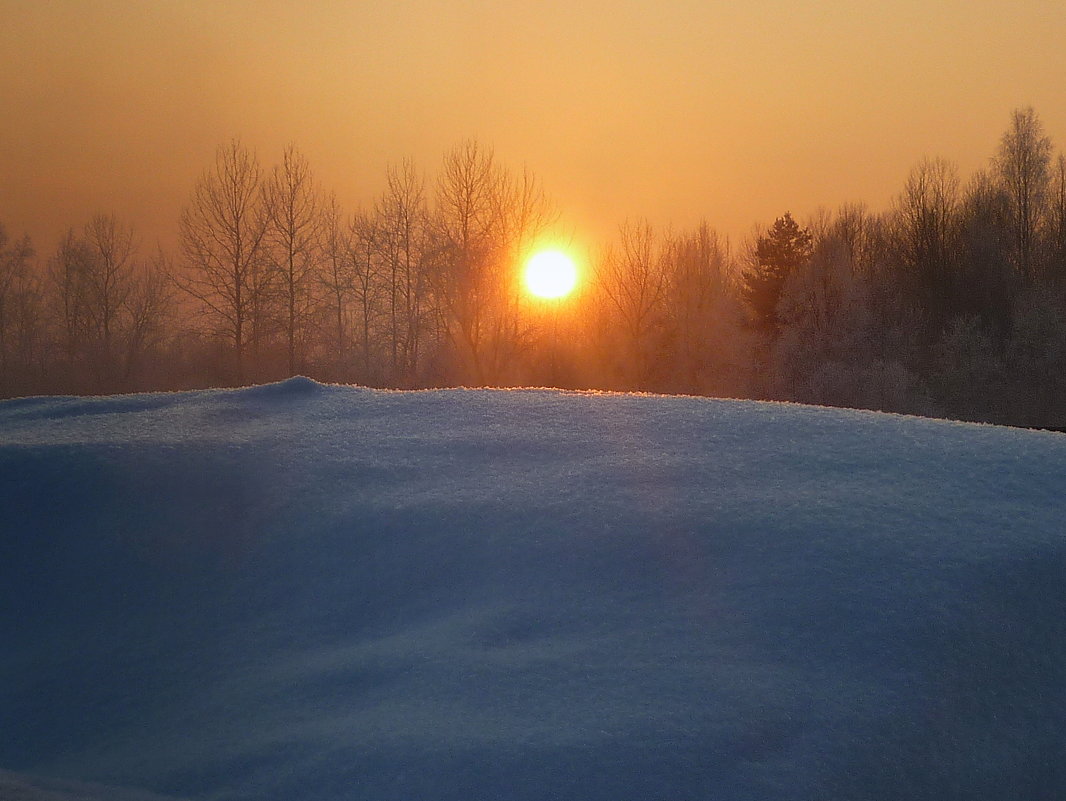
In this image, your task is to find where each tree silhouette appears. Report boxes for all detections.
[375,160,432,384]
[594,220,668,388]
[177,140,270,381]
[0,223,38,395]
[265,144,322,376]
[742,212,812,336]
[995,107,1052,279]
[892,157,960,326]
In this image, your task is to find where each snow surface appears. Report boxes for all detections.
[0,768,185,801]
[2,377,1066,801]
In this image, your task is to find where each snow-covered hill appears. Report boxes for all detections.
[3,378,1065,800]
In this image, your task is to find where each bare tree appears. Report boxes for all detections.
[1048,154,1066,281]
[0,223,39,395]
[265,144,322,376]
[47,229,93,388]
[0,223,33,317]
[122,250,174,387]
[375,160,432,384]
[594,220,668,388]
[432,140,505,382]
[82,214,136,381]
[318,193,354,375]
[663,224,747,394]
[829,202,879,274]
[347,210,382,381]
[894,157,959,269]
[891,157,960,324]
[177,139,270,381]
[995,107,1052,279]
[491,165,556,381]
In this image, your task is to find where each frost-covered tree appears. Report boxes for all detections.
[661,224,749,396]
[768,205,933,414]
[1003,285,1066,426]
[929,315,1002,422]
[956,170,1015,335]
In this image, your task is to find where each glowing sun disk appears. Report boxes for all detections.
[524,250,578,299]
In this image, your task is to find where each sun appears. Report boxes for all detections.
[524,250,578,300]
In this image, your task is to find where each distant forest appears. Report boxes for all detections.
[2,107,1065,427]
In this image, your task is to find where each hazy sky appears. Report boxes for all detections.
[3,0,1066,256]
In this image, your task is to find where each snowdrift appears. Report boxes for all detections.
[2,378,1066,800]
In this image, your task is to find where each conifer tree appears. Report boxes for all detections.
[742,212,812,336]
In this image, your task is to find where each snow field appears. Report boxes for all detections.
[2,378,1066,800]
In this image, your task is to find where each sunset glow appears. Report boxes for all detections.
[5,2,1066,255]
[524,250,578,299]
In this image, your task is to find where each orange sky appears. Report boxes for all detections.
[3,0,1066,257]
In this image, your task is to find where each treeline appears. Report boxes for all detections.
[2,107,1065,426]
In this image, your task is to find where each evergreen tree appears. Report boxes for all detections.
[742,212,812,336]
